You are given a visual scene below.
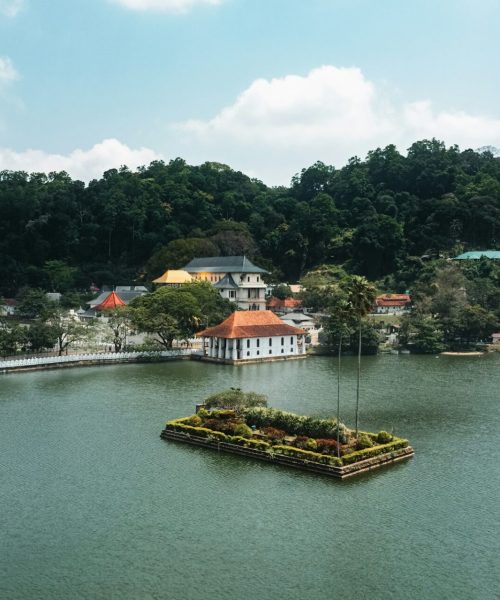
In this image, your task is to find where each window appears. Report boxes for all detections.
[247,351,250,356]
[290,336,294,344]
[257,339,260,348]
[281,349,284,354]
[269,338,272,346]
[269,349,272,354]
[256,351,260,356]
[257,276,260,282]
[281,337,284,345]
[246,339,250,348]
[290,348,294,352]
[229,290,235,298]
[247,276,250,282]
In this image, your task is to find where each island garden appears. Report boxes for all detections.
[161,389,413,479]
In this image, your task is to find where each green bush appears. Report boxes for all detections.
[205,388,268,410]
[228,436,270,450]
[166,421,228,441]
[232,423,253,438]
[273,445,341,467]
[376,430,393,444]
[357,433,374,450]
[342,439,409,465]
[243,407,347,441]
[306,438,318,451]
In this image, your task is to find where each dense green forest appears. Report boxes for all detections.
[1,139,499,297]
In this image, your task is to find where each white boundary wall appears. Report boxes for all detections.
[0,350,195,373]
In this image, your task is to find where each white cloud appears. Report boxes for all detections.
[0,139,162,181]
[110,0,223,12]
[176,65,500,184]
[0,56,19,84]
[0,0,24,17]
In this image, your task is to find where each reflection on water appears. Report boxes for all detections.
[0,354,499,600]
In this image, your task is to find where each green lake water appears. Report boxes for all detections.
[0,354,499,600]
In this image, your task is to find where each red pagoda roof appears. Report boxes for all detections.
[197,310,306,339]
[95,291,126,310]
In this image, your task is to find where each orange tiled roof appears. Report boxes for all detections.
[267,296,302,309]
[95,291,126,310]
[197,310,306,339]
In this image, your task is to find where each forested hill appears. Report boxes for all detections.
[1,139,499,296]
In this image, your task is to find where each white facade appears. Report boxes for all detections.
[204,334,306,361]
[214,272,267,310]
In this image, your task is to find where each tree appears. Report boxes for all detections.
[204,388,268,410]
[346,276,377,439]
[25,321,57,353]
[16,288,51,319]
[272,284,293,300]
[102,308,133,353]
[44,306,94,355]
[0,322,26,357]
[399,313,445,354]
[325,296,356,457]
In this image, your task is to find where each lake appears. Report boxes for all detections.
[0,354,499,600]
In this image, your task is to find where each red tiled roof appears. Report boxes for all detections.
[376,294,411,307]
[95,291,126,310]
[197,310,306,339]
[266,296,302,309]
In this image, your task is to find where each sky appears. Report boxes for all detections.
[0,0,500,185]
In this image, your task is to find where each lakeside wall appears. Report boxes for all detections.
[0,350,194,374]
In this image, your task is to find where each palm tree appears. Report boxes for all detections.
[346,276,377,440]
[328,287,353,458]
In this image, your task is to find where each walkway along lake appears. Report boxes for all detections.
[0,354,499,599]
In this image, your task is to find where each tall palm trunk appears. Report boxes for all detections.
[337,333,342,458]
[355,318,362,440]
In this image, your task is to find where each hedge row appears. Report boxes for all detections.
[243,407,347,440]
[167,422,274,449]
[273,445,343,467]
[341,439,409,465]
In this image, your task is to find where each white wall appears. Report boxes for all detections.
[205,334,306,361]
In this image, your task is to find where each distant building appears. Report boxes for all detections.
[87,286,148,312]
[374,294,411,314]
[266,296,302,313]
[94,291,126,311]
[0,298,17,316]
[152,270,192,286]
[196,310,306,364]
[183,256,267,311]
[491,333,500,344]
[454,250,500,260]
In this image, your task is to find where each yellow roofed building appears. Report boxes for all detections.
[152,270,193,287]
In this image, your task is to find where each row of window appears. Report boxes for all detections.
[197,274,261,283]
[248,348,293,356]
[246,337,294,348]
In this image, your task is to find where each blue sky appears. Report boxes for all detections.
[1,0,499,184]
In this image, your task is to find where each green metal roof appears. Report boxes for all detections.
[454,251,500,260]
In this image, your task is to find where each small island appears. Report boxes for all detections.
[161,389,414,479]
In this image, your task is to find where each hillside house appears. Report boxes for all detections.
[374,294,411,314]
[183,256,267,311]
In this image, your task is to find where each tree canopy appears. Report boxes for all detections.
[1,140,499,296]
